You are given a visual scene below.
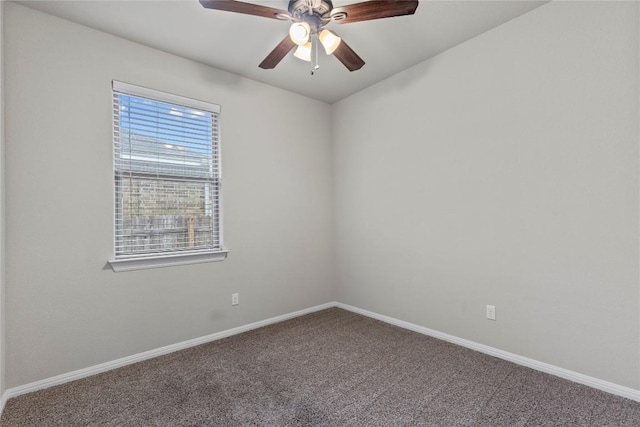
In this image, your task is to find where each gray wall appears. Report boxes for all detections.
[332,1,639,389]
[4,3,334,388]
[0,0,5,396]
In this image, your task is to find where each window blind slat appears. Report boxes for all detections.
[116,108,216,133]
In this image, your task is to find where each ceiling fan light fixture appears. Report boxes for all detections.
[200,0,420,72]
[293,41,312,62]
[319,29,341,55]
[289,22,311,46]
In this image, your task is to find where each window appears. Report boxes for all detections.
[109,81,227,272]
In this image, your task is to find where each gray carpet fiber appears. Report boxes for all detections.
[1,308,639,426]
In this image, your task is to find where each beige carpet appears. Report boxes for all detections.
[1,308,639,426]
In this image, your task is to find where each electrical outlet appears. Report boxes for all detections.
[486,305,496,320]
[232,293,239,306]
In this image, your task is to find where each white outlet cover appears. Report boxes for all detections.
[486,305,496,320]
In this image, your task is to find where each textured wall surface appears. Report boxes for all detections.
[333,1,639,389]
[0,0,6,396]
[4,3,334,388]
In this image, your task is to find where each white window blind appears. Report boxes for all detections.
[112,81,223,263]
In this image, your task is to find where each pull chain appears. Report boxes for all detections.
[311,33,320,75]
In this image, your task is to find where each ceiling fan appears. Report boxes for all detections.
[199,0,419,74]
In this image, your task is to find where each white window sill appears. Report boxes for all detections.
[109,250,229,272]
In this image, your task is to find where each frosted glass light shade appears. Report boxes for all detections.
[319,29,341,55]
[289,22,311,46]
[294,42,312,62]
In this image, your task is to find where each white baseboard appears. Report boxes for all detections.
[1,300,638,418]
[0,301,335,414]
[0,391,6,416]
[335,302,640,402]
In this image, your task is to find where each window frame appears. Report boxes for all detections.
[108,81,228,272]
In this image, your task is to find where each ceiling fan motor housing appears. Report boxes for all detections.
[288,0,334,30]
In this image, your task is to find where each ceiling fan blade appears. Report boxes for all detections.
[333,39,365,72]
[259,36,296,69]
[199,0,292,20]
[331,0,418,24]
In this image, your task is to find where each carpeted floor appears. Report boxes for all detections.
[1,308,639,426]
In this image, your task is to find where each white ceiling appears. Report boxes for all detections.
[16,0,548,103]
